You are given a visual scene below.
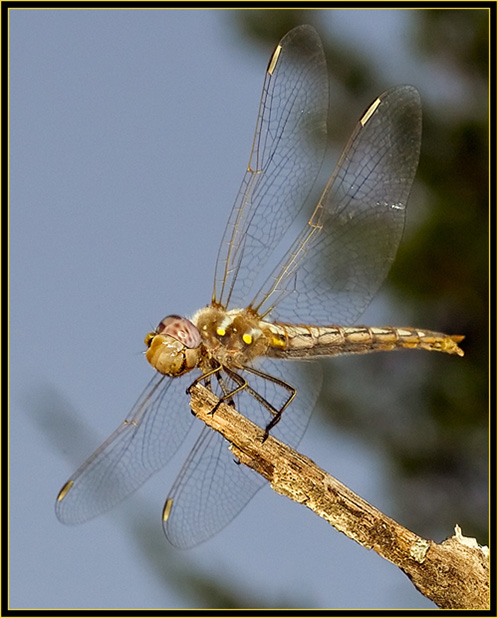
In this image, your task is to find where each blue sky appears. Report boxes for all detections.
[9,8,482,610]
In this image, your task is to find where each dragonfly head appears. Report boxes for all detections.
[144,315,202,377]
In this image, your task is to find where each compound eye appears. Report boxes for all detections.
[156,315,202,349]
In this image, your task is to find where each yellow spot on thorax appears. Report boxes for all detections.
[271,335,286,348]
[243,333,252,345]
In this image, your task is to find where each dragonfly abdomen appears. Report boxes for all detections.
[265,324,464,359]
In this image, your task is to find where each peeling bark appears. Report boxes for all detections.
[189,384,489,610]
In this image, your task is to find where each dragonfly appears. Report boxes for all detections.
[56,24,464,549]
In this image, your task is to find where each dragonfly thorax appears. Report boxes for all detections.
[192,305,269,368]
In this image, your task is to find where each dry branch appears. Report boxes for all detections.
[189,383,490,610]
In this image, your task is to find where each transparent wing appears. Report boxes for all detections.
[55,372,198,524]
[163,357,322,548]
[213,24,328,309]
[251,85,422,325]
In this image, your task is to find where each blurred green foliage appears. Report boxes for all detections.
[236,8,489,544]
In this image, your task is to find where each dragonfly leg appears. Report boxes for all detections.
[187,361,226,416]
[223,365,296,442]
[213,371,237,409]
[211,369,248,414]
[187,361,247,415]
[186,361,222,395]
[189,362,296,441]
[241,365,296,440]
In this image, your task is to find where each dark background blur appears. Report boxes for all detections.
[237,7,489,543]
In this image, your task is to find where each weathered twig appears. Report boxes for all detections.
[189,383,489,610]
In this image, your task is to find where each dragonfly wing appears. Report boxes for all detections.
[55,372,197,524]
[252,85,422,325]
[163,357,322,548]
[163,425,264,549]
[213,25,328,309]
